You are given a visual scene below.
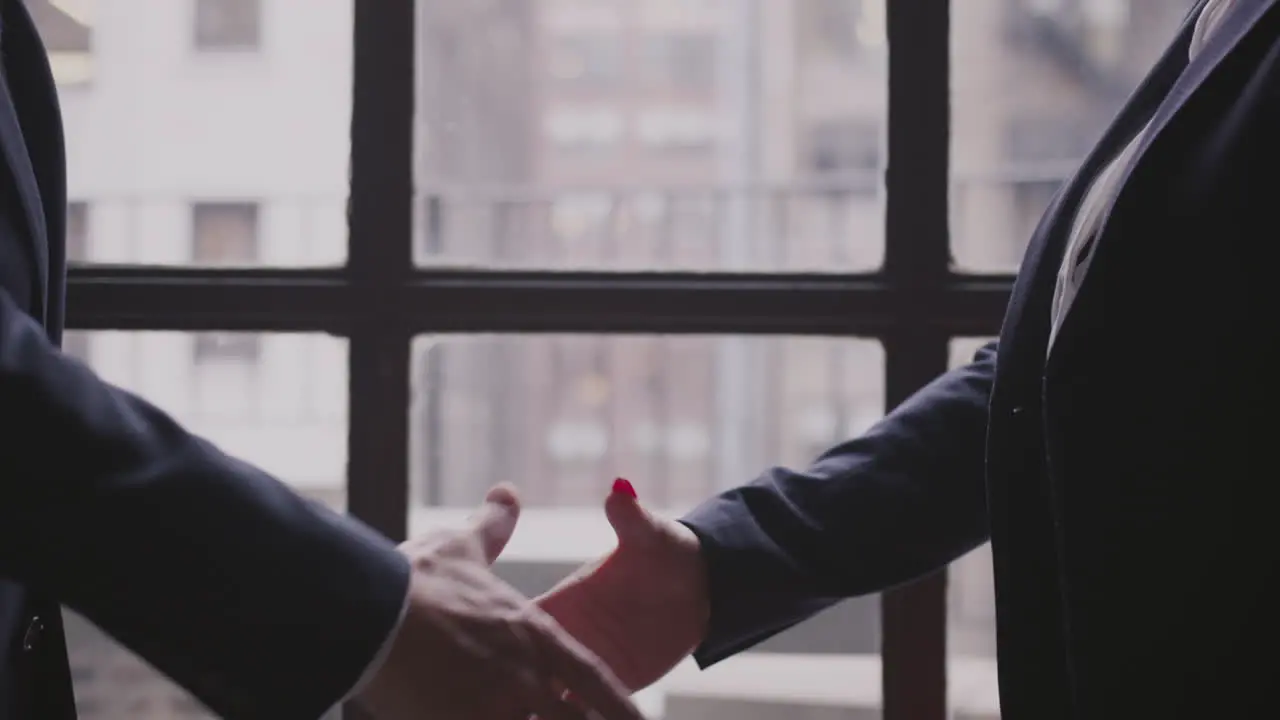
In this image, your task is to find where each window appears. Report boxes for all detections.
[194,0,262,51]
[192,331,260,364]
[635,107,716,152]
[548,34,624,89]
[544,107,626,149]
[57,1,1199,718]
[808,119,882,176]
[191,202,259,266]
[417,0,886,272]
[638,33,717,92]
[412,335,882,509]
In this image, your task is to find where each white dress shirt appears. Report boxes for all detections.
[1047,0,1236,350]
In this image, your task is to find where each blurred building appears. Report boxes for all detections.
[26,0,1191,718]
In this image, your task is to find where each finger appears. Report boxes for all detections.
[468,483,522,563]
[604,479,655,549]
[535,621,646,720]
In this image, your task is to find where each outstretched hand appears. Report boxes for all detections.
[359,484,646,720]
[537,479,711,691]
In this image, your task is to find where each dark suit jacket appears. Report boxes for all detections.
[683,1,1279,717]
[0,2,409,718]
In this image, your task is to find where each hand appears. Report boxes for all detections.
[536,480,711,691]
[358,485,645,720]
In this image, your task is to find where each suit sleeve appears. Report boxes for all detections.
[0,288,410,719]
[680,342,996,667]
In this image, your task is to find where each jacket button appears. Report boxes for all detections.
[22,615,44,652]
[1011,405,1025,416]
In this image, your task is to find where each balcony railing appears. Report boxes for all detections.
[415,163,1078,271]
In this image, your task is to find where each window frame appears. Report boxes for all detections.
[65,3,1010,719]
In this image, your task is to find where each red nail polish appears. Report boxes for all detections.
[612,477,637,498]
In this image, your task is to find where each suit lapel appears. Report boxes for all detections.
[1046,0,1278,365]
[995,2,1204,382]
[0,1,49,325]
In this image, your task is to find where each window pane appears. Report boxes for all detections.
[950,0,1195,272]
[60,331,347,720]
[415,0,887,271]
[409,334,885,718]
[947,337,999,720]
[194,0,263,51]
[30,1,349,267]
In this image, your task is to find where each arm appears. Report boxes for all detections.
[0,288,409,719]
[681,342,996,667]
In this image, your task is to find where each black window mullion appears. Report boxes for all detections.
[347,0,415,541]
[881,330,952,720]
[343,1,415,718]
[884,0,951,285]
[66,268,1012,336]
[64,267,350,332]
[882,0,952,719]
[67,268,1012,335]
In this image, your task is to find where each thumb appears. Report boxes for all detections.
[604,478,657,548]
[468,483,521,564]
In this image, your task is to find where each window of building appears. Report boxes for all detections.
[544,107,626,150]
[191,202,259,266]
[194,0,262,51]
[548,34,624,89]
[808,119,882,176]
[191,332,261,365]
[638,33,717,92]
[635,107,716,152]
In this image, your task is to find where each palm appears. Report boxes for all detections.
[538,498,708,691]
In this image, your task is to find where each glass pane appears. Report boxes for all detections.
[950,0,1196,272]
[415,0,887,272]
[947,337,999,720]
[31,1,349,267]
[409,334,885,718]
[60,331,347,720]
